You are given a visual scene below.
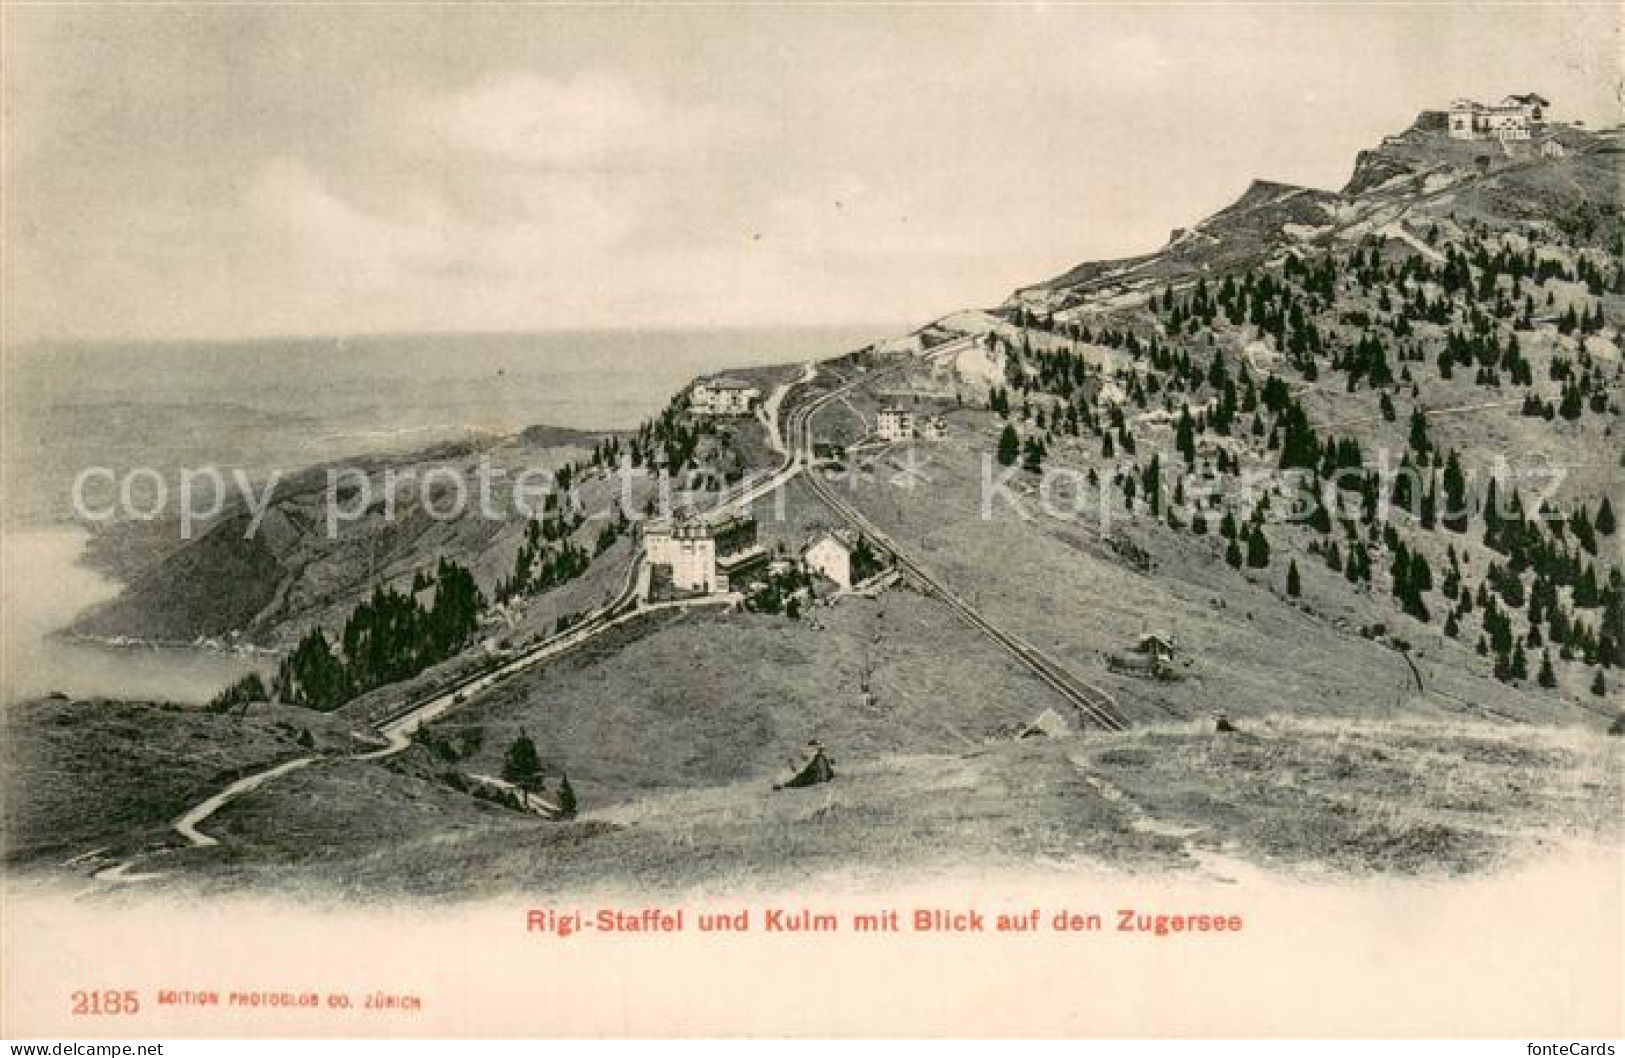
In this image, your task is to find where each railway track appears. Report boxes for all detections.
[786,342,1130,733]
[369,551,644,731]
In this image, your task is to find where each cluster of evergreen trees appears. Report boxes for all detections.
[207,671,268,714]
[983,222,1620,697]
[994,421,1049,473]
[273,558,485,711]
[850,537,883,584]
[496,512,594,603]
[746,564,814,619]
[500,730,577,818]
[594,391,708,471]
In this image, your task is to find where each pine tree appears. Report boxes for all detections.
[1593,669,1608,697]
[1408,407,1431,457]
[1597,496,1617,536]
[557,774,578,819]
[1022,435,1045,473]
[1538,649,1557,688]
[1225,538,1243,569]
[502,730,544,794]
[1286,559,1301,597]
[1176,406,1196,465]
[997,424,1020,467]
[1246,527,1271,569]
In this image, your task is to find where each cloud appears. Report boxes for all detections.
[407,71,722,170]
[222,70,763,333]
[11,7,1621,340]
[248,159,445,288]
[241,153,677,332]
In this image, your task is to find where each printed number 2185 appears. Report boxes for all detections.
[72,990,140,1015]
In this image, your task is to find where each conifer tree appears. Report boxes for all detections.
[502,730,545,796]
[557,774,578,819]
[1246,527,1271,569]
[1022,435,1046,474]
[997,423,1020,467]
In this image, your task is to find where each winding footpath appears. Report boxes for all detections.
[172,758,318,847]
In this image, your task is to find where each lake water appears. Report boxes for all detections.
[1,528,271,704]
[2,326,896,703]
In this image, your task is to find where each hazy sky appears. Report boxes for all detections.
[4,4,1619,340]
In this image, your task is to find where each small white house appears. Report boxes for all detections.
[877,407,916,442]
[803,528,858,589]
[690,376,762,416]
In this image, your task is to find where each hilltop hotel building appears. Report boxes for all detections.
[1448,93,1549,142]
[689,376,762,416]
[643,512,767,594]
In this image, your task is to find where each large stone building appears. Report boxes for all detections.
[643,512,766,594]
[689,376,762,416]
[1448,93,1549,142]
[877,407,915,442]
[876,407,946,442]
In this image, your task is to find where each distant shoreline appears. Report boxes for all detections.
[7,323,910,354]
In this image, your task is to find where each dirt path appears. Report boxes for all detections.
[760,361,818,455]
[81,561,748,884]
[171,757,320,847]
[1070,753,1262,884]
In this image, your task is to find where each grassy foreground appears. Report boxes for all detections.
[20,703,1613,900]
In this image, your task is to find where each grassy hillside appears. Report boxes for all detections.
[68,432,598,649]
[1,697,359,866]
[16,108,1621,900]
[100,714,1623,899]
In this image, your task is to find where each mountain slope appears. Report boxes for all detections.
[904,108,1622,721]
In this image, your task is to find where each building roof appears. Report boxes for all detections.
[645,510,756,539]
[716,545,768,571]
[804,527,858,554]
[710,512,755,534]
[698,376,759,391]
[1453,93,1550,113]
